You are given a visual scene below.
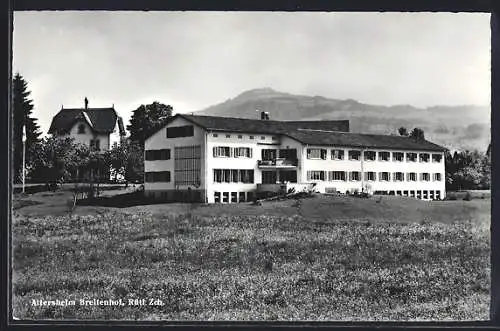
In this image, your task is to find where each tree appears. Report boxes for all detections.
[409,127,425,140]
[124,141,144,183]
[12,73,42,183]
[29,137,81,184]
[445,149,490,191]
[127,101,173,144]
[398,127,409,136]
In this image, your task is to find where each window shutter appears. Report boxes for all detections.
[321,149,327,160]
[213,147,217,157]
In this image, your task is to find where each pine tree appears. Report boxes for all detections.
[12,73,41,183]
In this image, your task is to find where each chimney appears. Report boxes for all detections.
[84,97,88,109]
[260,111,270,120]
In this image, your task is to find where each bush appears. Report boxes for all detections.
[464,192,472,201]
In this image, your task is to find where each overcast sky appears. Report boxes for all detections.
[13,11,490,136]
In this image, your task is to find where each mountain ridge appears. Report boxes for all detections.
[195,88,490,152]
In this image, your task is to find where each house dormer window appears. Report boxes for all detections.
[78,124,86,134]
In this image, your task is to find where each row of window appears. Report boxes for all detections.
[307,170,442,182]
[213,133,278,141]
[213,147,253,158]
[145,171,171,182]
[374,190,442,200]
[214,191,255,203]
[213,169,255,183]
[309,148,442,163]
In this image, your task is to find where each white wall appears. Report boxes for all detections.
[59,120,110,151]
[144,120,446,202]
[144,117,205,192]
[301,145,446,196]
[109,118,123,149]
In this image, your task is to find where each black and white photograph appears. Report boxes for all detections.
[11,11,490,321]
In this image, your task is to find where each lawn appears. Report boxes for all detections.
[11,190,490,320]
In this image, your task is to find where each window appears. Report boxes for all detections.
[365,172,376,181]
[231,192,238,203]
[420,173,431,181]
[145,149,171,161]
[247,192,254,202]
[379,151,390,161]
[223,169,231,183]
[307,171,325,181]
[393,172,404,181]
[231,169,239,182]
[166,125,194,138]
[90,139,100,151]
[307,148,327,160]
[393,152,404,162]
[262,171,277,184]
[222,192,229,203]
[331,149,344,160]
[145,171,171,182]
[213,133,218,137]
[214,191,221,203]
[407,172,417,181]
[379,172,390,181]
[226,134,231,138]
[234,147,252,158]
[213,146,232,157]
[348,150,361,161]
[364,151,376,161]
[349,171,361,181]
[238,192,246,202]
[432,154,442,163]
[272,136,278,141]
[174,145,202,186]
[433,173,442,181]
[419,153,430,163]
[249,136,254,140]
[214,169,254,183]
[261,136,266,140]
[406,152,417,162]
[328,171,346,181]
[78,124,86,134]
[238,135,243,139]
[262,149,277,161]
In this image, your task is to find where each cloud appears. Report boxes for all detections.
[13,11,490,136]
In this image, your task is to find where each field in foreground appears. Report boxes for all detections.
[12,191,490,320]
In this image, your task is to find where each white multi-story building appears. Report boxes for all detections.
[144,113,446,203]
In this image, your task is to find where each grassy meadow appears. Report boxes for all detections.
[11,189,490,320]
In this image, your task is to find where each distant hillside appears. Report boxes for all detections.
[195,88,490,152]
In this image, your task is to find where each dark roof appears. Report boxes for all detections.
[48,107,125,135]
[147,114,446,151]
[177,114,350,135]
[285,130,447,152]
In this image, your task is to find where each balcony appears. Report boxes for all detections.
[257,158,298,168]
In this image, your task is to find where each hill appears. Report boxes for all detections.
[195,88,490,152]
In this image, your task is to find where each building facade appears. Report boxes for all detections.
[144,114,446,203]
[48,98,126,181]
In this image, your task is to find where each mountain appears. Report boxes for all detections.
[195,88,490,152]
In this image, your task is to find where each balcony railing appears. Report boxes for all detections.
[257,158,298,168]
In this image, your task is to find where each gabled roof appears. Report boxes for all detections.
[48,107,125,135]
[167,114,349,135]
[146,114,446,152]
[285,129,447,152]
